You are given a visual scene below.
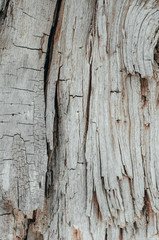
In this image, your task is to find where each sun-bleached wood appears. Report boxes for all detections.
[0,0,159,239]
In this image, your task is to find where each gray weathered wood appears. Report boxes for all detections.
[0,0,159,239]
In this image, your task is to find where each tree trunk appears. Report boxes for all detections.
[0,0,159,239]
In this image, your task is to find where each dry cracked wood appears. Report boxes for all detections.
[0,0,159,239]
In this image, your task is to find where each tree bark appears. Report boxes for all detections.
[0,0,159,239]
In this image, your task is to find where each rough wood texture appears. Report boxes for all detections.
[0,0,56,238]
[0,0,159,239]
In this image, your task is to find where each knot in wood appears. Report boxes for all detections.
[123,2,159,78]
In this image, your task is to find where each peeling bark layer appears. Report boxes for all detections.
[0,0,159,239]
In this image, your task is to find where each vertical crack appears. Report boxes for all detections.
[53,65,62,148]
[24,210,37,240]
[44,0,63,198]
[24,210,44,240]
[154,39,159,67]
[44,0,63,109]
[119,228,123,240]
[105,229,107,240]
[0,0,11,20]
[84,43,93,221]
[84,46,92,147]
[45,65,62,198]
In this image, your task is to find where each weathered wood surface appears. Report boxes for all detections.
[0,0,159,239]
[0,0,56,238]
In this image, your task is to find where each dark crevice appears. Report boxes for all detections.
[44,0,63,108]
[53,65,62,149]
[119,228,123,240]
[98,134,103,179]
[17,178,19,208]
[54,82,59,144]
[110,89,121,94]
[24,210,37,240]
[45,79,59,198]
[84,43,93,220]
[0,0,11,20]
[133,221,138,232]
[69,94,83,98]
[44,0,63,199]
[0,212,12,216]
[140,78,149,109]
[84,48,92,148]
[105,229,107,240]
[45,142,53,198]
[154,39,159,67]
[143,190,153,224]
[44,167,52,198]
[45,64,62,198]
